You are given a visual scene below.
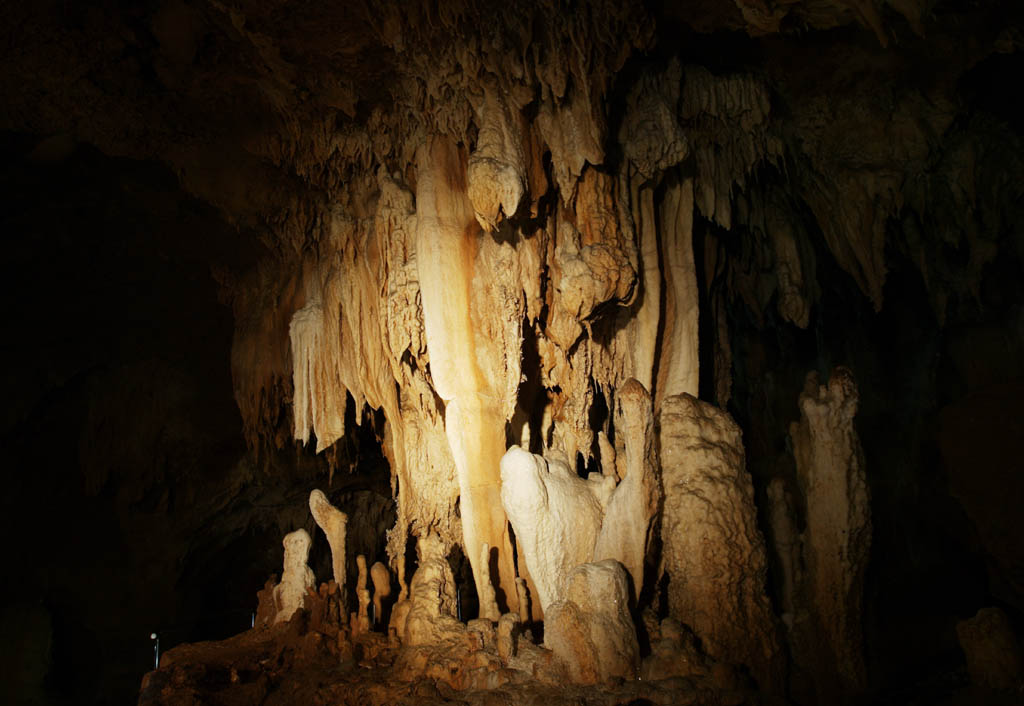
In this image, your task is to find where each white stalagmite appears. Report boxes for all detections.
[789,367,871,697]
[658,393,782,691]
[499,445,603,614]
[273,529,315,624]
[309,489,348,600]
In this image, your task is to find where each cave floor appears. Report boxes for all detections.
[136,623,766,706]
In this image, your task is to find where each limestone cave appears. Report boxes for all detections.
[1,1,1023,704]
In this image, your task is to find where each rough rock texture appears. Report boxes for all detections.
[658,394,782,691]
[309,489,348,601]
[273,530,315,624]
[789,368,871,701]
[956,606,1024,691]
[499,445,604,613]
[398,534,463,647]
[544,560,639,685]
[592,379,661,597]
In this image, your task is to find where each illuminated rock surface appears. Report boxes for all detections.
[0,1,1021,704]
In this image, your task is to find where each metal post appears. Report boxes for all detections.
[150,632,160,669]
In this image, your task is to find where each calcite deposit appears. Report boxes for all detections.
[658,393,782,691]
[309,489,348,602]
[544,560,639,684]
[272,530,315,625]
[789,368,872,701]
[7,1,1019,704]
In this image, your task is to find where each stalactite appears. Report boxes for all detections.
[655,176,699,409]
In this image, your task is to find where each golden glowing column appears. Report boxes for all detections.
[415,136,518,615]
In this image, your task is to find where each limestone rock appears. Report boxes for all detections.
[370,561,390,627]
[789,367,871,698]
[499,445,603,613]
[401,534,463,646]
[467,88,527,231]
[355,555,371,635]
[309,490,348,604]
[272,529,315,624]
[477,543,501,622]
[593,379,660,597]
[956,606,1024,690]
[658,393,782,691]
[544,559,639,684]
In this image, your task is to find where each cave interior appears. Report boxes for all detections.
[1,1,1023,704]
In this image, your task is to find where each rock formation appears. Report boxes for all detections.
[309,490,348,602]
[592,379,661,597]
[544,560,639,685]
[789,367,871,701]
[355,555,371,635]
[272,530,315,624]
[956,606,1024,691]
[7,1,1023,703]
[370,561,390,627]
[398,534,463,647]
[499,445,604,614]
[477,543,501,623]
[658,393,782,691]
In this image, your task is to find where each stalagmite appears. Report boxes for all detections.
[789,367,871,698]
[272,529,315,624]
[309,490,348,602]
[765,478,801,627]
[544,560,639,684]
[478,543,501,622]
[499,445,603,614]
[514,577,530,624]
[355,555,371,635]
[592,379,660,597]
[400,534,462,646]
[658,394,782,691]
[370,562,390,627]
[956,606,1024,690]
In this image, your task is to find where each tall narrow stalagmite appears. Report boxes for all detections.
[309,490,348,603]
[415,136,521,614]
[658,394,783,691]
[370,561,391,627]
[593,379,661,597]
[478,543,501,622]
[789,368,871,700]
[273,529,315,624]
